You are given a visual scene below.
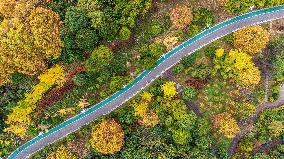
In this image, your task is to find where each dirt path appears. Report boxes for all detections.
[228,84,284,154]
[162,69,203,117]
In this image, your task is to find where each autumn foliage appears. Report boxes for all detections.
[214,49,261,87]
[234,26,269,55]
[5,65,65,138]
[47,146,77,159]
[170,5,193,29]
[90,119,124,154]
[212,112,240,138]
[0,3,62,86]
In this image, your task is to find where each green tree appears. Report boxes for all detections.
[75,28,98,52]
[64,6,89,32]
[86,45,113,73]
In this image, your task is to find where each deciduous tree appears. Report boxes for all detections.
[234,26,269,55]
[90,119,124,154]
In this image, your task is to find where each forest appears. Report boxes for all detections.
[0,0,284,158]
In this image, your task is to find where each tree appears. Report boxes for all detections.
[47,146,77,159]
[64,6,89,32]
[86,45,113,73]
[29,7,63,59]
[170,4,193,29]
[212,112,240,138]
[139,43,165,69]
[234,26,269,55]
[75,28,98,52]
[90,119,124,154]
[161,82,177,99]
[0,6,63,86]
[214,49,261,88]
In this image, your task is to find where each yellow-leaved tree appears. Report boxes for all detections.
[234,26,269,55]
[0,2,62,86]
[161,82,177,99]
[214,49,261,88]
[90,119,124,154]
[5,65,65,138]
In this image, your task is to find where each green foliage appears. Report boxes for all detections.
[190,64,212,79]
[172,64,185,75]
[149,23,163,37]
[60,29,85,64]
[225,0,284,14]
[182,87,197,101]
[238,137,254,152]
[181,51,200,67]
[139,43,166,69]
[269,36,284,81]
[234,102,256,120]
[119,26,131,40]
[192,8,214,28]
[86,45,113,73]
[75,28,98,52]
[78,0,152,41]
[72,73,89,86]
[64,6,89,32]
[187,24,200,38]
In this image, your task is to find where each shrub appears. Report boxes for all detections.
[149,23,163,36]
[238,137,254,152]
[187,25,200,38]
[119,26,131,40]
[86,45,113,73]
[172,64,185,75]
[182,87,197,101]
[64,6,89,32]
[90,119,124,154]
[5,65,65,138]
[234,102,256,120]
[234,26,269,55]
[170,4,193,29]
[226,0,284,13]
[75,28,98,52]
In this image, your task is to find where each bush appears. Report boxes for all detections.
[226,0,284,14]
[119,26,131,40]
[182,87,197,101]
[172,64,185,75]
[72,73,89,86]
[149,23,163,37]
[187,25,200,38]
[75,28,98,52]
[64,6,89,32]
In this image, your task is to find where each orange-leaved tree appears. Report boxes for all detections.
[170,4,193,29]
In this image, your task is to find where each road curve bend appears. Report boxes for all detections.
[8,5,284,159]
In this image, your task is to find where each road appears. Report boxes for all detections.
[8,5,284,159]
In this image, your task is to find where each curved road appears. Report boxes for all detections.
[8,5,284,159]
